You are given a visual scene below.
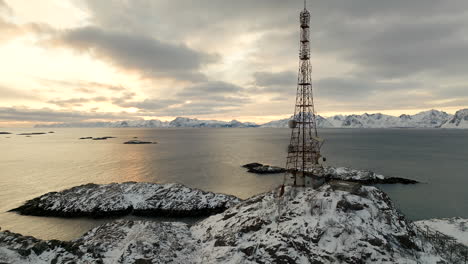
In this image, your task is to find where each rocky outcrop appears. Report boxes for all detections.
[10,182,241,218]
[1,183,447,263]
[192,182,444,263]
[0,220,196,264]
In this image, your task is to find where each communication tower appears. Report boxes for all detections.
[284,0,324,187]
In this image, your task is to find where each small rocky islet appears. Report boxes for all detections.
[242,163,419,184]
[123,139,157,144]
[78,137,156,144]
[17,132,47,136]
[3,182,466,263]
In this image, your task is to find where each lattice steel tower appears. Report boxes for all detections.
[285,0,324,187]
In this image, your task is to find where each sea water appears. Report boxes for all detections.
[1,128,467,240]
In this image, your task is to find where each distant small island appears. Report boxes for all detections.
[123,140,156,144]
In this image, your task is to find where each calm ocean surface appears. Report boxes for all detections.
[1,128,467,240]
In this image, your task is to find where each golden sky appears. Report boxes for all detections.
[1,0,467,127]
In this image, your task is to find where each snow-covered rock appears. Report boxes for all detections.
[0,220,195,264]
[323,167,384,180]
[192,183,445,263]
[1,183,449,263]
[441,109,468,129]
[323,167,418,184]
[415,217,468,246]
[11,182,241,218]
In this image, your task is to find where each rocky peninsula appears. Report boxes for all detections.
[1,182,459,263]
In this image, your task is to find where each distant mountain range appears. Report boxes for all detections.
[35,109,468,129]
[35,117,259,128]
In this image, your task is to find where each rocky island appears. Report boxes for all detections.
[243,163,286,174]
[2,182,464,263]
[243,163,419,184]
[10,182,241,218]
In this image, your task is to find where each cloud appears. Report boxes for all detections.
[251,71,296,95]
[0,0,11,15]
[48,96,108,107]
[112,81,251,116]
[51,26,219,82]
[0,85,39,101]
[0,106,138,122]
[37,78,127,94]
[4,0,468,123]
[177,81,245,97]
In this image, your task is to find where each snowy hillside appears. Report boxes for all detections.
[441,109,468,129]
[11,182,241,217]
[415,217,468,246]
[1,182,449,263]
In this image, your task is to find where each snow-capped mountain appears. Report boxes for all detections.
[262,109,456,128]
[34,109,467,128]
[408,109,452,128]
[261,115,333,128]
[441,108,468,129]
[35,117,259,128]
[168,117,257,128]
